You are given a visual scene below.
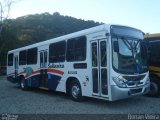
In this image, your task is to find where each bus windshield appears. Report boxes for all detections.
[112,37,148,74]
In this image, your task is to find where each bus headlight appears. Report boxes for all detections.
[112,76,127,88]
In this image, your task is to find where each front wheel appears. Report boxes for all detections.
[70,81,84,102]
[147,79,160,97]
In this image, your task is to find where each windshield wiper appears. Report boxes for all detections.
[121,38,142,73]
[121,38,141,57]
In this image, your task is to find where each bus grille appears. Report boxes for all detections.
[123,75,145,81]
[129,88,143,94]
[123,75,145,87]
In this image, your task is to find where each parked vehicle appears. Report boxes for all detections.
[7,24,150,101]
[144,33,160,97]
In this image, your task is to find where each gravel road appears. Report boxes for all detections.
[0,76,160,115]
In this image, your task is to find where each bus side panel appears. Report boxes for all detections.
[48,69,64,91]
[23,65,41,88]
[54,64,91,97]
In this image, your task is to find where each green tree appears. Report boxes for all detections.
[0,12,101,66]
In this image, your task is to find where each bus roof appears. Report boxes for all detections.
[144,33,160,38]
[8,24,110,53]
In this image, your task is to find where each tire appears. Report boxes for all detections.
[147,78,160,97]
[70,81,84,102]
[20,77,28,90]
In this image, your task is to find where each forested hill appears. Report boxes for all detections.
[0,12,101,65]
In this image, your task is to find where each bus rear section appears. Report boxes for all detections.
[7,24,150,101]
[144,33,160,97]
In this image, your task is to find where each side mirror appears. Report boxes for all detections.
[113,41,119,52]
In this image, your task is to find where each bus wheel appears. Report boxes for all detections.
[70,81,84,102]
[147,79,160,97]
[20,77,28,90]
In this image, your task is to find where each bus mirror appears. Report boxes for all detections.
[113,41,119,52]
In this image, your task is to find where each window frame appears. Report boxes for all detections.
[19,50,27,65]
[27,47,38,65]
[66,36,87,62]
[8,53,13,66]
[49,41,66,63]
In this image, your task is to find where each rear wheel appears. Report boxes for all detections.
[70,81,84,102]
[20,77,28,90]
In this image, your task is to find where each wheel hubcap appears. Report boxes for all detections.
[21,80,24,88]
[72,85,80,98]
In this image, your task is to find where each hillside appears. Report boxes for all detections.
[0,12,101,66]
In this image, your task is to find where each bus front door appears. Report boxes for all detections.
[91,39,108,97]
[39,51,48,88]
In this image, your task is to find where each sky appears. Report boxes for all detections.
[7,0,160,34]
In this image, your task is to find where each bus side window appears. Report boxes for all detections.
[19,50,27,65]
[8,53,13,66]
[49,41,66,63]
[67,36,86,61]
[27,48,38,65]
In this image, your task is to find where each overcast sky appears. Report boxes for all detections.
[9,0,160,34]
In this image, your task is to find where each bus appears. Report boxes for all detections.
[7,24,150,101]
[144,33,160,97]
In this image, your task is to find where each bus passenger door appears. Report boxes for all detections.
[91,39,108,97]
[39,50,48,88]
[14,55,18,81]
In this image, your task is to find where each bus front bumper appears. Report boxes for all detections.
[110,83,150,101]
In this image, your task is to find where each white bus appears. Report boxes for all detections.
[7,24,150,101]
